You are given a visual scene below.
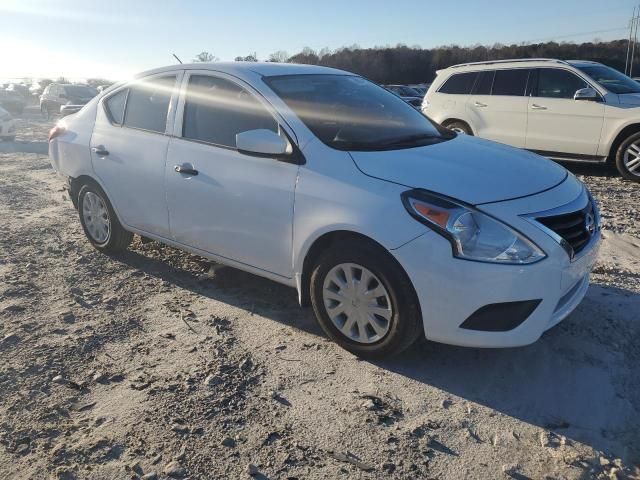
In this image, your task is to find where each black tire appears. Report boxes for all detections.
[444,120,473,136]
[77,183,132,253]
[309,240,423,359]
[614,132,640,182]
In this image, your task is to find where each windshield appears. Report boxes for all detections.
[265,74,448,151]
[576,65,640,94]
[63,85,98,97]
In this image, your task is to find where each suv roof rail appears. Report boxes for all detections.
[448,58,570,69]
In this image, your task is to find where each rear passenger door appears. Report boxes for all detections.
[91,73,182,238]
[525,68,604,157]
[466,69,531,147]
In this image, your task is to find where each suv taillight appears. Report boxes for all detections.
[48,125,66,142]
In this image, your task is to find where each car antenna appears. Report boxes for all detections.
[172,53,183,64]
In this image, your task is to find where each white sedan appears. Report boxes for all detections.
[0,106,16,141]
[48,62,600,357]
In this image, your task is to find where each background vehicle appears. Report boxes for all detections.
[0,88,26,115]
[40,83,98,118]
[0,106,16,141]
[49,63,601,358]
[408,83,430,95]
[424,58,640,181]
[384,84,424,107]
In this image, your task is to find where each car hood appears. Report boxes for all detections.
[349,135,568,205]
[616,92,640,105]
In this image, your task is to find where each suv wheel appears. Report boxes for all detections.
[78,183,132,252]
[309,240,422,358]
[444,120,473,135]
[616,132,640,182]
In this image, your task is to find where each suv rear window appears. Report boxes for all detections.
[492,69,530,96]
[438,72,479,94]
[123,75,176,133]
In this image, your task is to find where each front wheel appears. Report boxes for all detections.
[444,120,473,135]
[77,183,132,253]
[309,241,422,359]
[615,132,640,182]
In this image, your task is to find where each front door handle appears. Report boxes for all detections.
[531,104,547,110]
[175,165,199,176]
[91,146,109,156]
[474,101,488,108]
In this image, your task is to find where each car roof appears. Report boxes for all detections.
[133,62,353,80]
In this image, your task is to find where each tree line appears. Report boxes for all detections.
[197,39,634,84]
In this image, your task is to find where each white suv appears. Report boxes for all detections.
[49,62,600,357]
[424,59,640,181]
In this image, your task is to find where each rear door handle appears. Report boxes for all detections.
[531,104,547,110]
[474,101,488,107]
[91,146,109,156]
[175,165,198,176]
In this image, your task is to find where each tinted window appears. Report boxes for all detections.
[536,69,587,99]
[105,89,128,125]
[576,64,640,94]
[472,71,494,95]
[124,76,176,133]
[492,69,530,96]
[63,85,97,98]
[182,75,277,148]
[265,74,448,151]
[439,72,478,94]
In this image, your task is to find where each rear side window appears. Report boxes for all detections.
[472,71,495,95]
[182,75,277,148]
[124,75,176,133]
[492,69,530,96]
[438,72,478,94]
[104,89,128,125]
[536,69,588,99]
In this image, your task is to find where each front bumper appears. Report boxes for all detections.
[392,178,600,348]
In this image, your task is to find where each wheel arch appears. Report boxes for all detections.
[607,123,640,162]
[441,118,473,134]
[69,174,128,228]
[297,230,418,311]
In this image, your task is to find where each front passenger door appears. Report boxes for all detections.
[525,68,604,156]
[165,72,299,278]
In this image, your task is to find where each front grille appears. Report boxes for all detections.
[536,202,595,256]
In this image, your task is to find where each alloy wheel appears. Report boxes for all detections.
[623,142,640,177]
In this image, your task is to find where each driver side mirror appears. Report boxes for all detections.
[574,87,599,101]
[236,129,291,157]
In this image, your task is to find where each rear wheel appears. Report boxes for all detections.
[615,132,640,182]
[77,183,132,253]
[444,120,473,135]
[309,240,422,358]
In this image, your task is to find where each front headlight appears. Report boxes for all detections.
[402,190,546,264]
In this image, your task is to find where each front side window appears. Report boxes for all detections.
[123,75,176,133]
[576,64,640,94]
[182,75,277,148]
[535,69,587,99]
[104,89,128,125]
[492,69,530,96]
[439,72,479,95]
[265,74,450,151]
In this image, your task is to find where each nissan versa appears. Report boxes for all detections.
[48,63,601,358]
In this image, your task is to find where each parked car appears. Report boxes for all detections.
[0,106,16,141]
[49,62,601,357]
[408,84,430,96]
[384,85,423,107]
[40,83,98,118]
[0,89,26,115]
[6,83,30,98]
[424,58,640,181]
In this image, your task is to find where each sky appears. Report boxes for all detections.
[1,0,638,81]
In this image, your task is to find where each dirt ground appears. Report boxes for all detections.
[1,109,639,480]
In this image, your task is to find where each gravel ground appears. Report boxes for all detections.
[0,109,639,480]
